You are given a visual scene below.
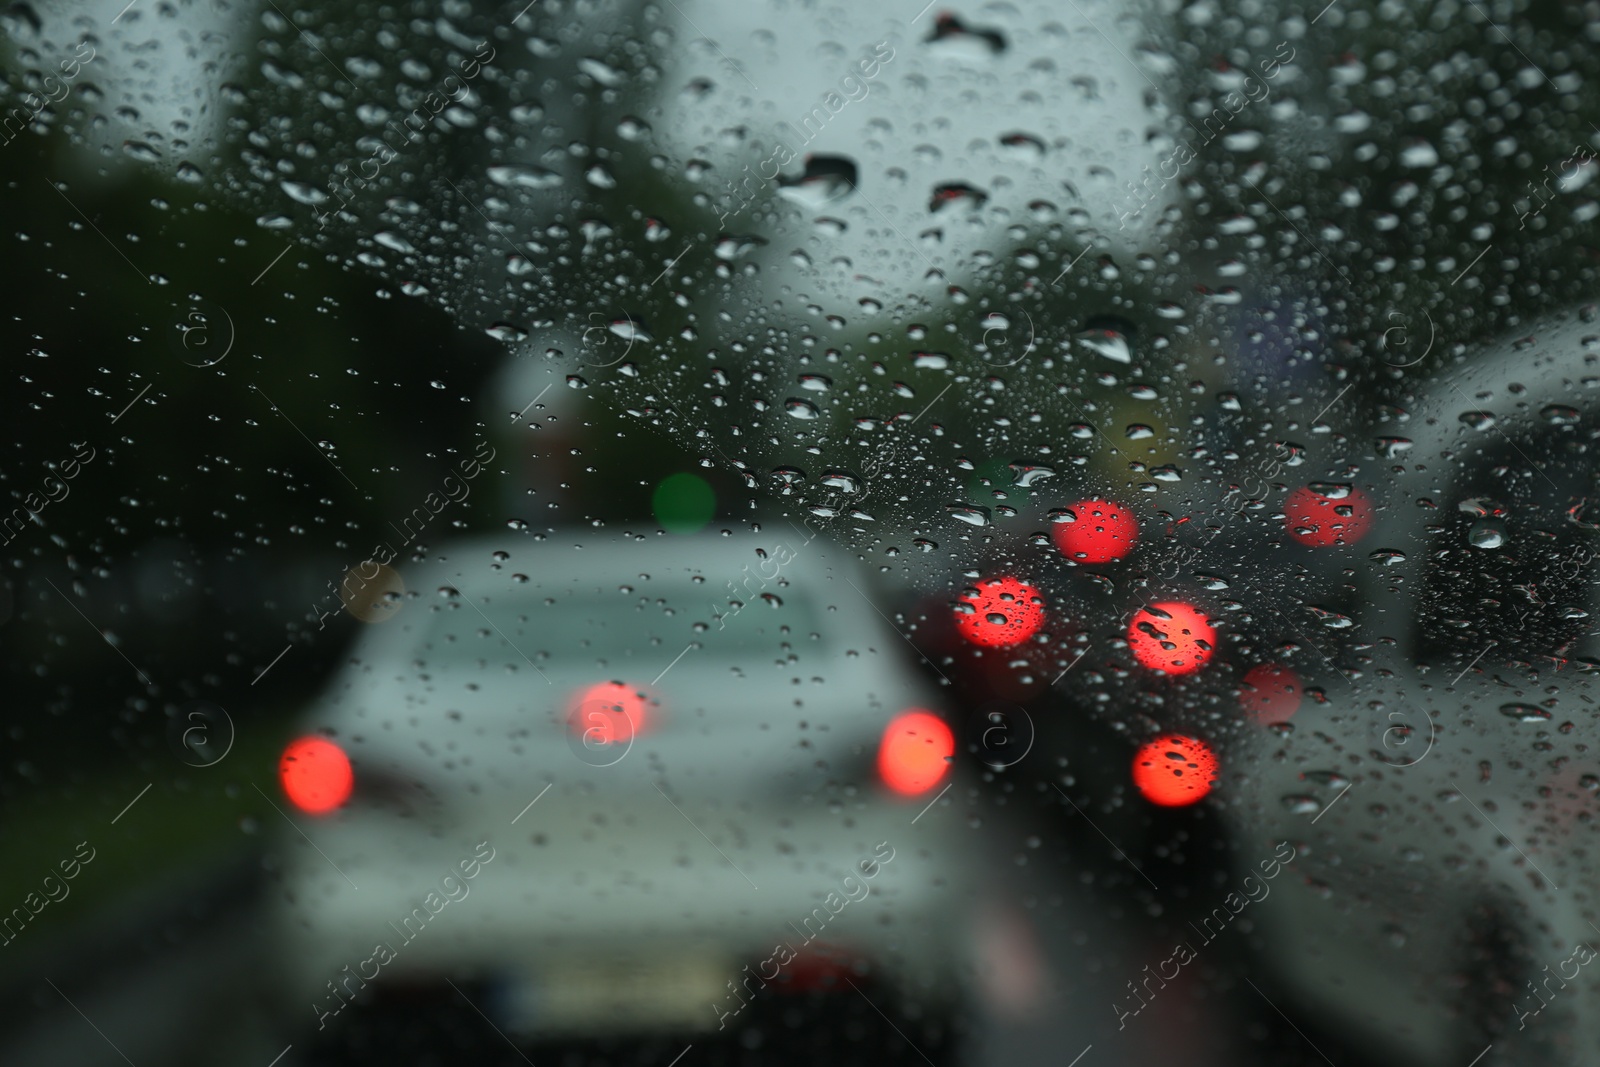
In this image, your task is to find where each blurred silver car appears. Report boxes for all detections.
[267,531,973,1043]
[1229,307,1600,1066]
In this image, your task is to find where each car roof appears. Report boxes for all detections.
[1393,308,1599,464]
[376,529,851,594]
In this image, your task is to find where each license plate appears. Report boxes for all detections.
[495,953,733,1035]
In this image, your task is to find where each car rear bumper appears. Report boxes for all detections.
[268,792,973,1034]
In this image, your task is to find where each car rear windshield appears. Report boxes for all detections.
[415,582,825,664]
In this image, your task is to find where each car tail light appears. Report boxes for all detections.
[279,736,354,815]
[1131,734,1218,807]
[953,576,1046,648]
[1238,662,1302,724]
[1127,600,1216,675]
[770,942,860,993]
[1284,484,1372,547]
[568,681,651,744]
[877,710,954,796]
[1054,497,1138,562]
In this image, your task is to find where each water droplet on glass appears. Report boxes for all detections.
[714,234,768,260]
[929,182,989,212]
[485,322,529,343]
[926,12,1007,59]
[487,164,562,189]
[282,180,328,206]
[1375,436,1413,459]
[1399,140,1440,168]
[1468,520,1506,549]
[771,467,807,495]
[1306,605,1354,628]
[819,470,860,493]
[374,231,416,254]
[776,155,858,208]
[1076,316,1135,363]
[1499,703,1551,722]
[1008,462,1057,487]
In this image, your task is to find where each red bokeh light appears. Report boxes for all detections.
[1127,601,1216,675]
[773,943,858,993]
[878,710,955,796]
[1284,485,1372,547]
[279,736,354,815]
[1053,498,1138,563]
[1239,663,1302,723]
[954,576,1046,648]
[569,681,650,744]
[1132,735,1218,807]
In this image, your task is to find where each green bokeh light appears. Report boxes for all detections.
[652,472,716,533]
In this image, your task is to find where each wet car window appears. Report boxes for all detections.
[416,581,822,659]
[6,2,1600,1067]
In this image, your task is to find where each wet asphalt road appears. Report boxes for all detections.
[0,789,1399,1067]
